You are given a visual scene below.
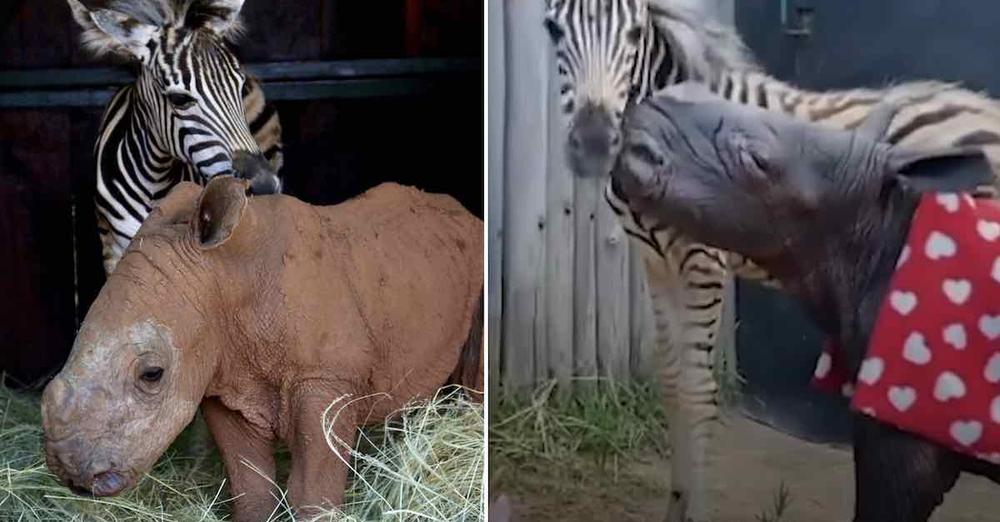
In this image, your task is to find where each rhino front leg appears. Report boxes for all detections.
[202,397,278,522]
[285,386,359,518]
[852,415,959,522]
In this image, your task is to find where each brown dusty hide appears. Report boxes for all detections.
[41,177,483,519]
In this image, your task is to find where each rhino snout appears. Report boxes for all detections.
[42,377,135,497]
[45,434,132,497]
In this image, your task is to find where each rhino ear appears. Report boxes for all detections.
[889,146,993,193]
[193,176,250,250]
[144,182,203,229]
[67,0,159,62]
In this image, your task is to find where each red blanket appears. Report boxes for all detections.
[813,193,999,461]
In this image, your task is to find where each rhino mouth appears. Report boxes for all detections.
[45,438,137,497]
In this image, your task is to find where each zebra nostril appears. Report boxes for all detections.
[611,133,621,147]
[570,135,582,150]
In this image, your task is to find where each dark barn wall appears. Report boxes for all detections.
[0,0,482,386]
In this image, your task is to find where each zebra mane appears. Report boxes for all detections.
[111,0,245,37]
[74,0,245,58]
[647,0,759,81]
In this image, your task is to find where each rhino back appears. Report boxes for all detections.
[260,183,482,399]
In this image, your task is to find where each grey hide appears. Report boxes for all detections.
[612,82,998,522]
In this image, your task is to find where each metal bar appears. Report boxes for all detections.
[0,58,479,90]
[0,89,116,108]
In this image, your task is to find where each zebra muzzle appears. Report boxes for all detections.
[231,150,282,195]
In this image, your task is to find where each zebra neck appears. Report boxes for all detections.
[100,86,179,197]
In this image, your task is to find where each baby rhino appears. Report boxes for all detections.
[615,84,999,522]
[41,178,483,520]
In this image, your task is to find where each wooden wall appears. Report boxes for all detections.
[491,0,654,391]
[491,1,735,391]
[0,0,482,387]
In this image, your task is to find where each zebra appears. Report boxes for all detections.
[68,0,284,274]
[542,1,1000,520]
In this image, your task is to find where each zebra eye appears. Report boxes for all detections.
[625,25,643,45]
[544,18,564,42]
[166,92,196,109]
[240,81,251,97]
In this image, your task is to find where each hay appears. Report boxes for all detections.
[0,385,483,521]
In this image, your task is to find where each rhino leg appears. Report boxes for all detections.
[852,415,960,522]
[202,397,278,522]
[286,386,358,517]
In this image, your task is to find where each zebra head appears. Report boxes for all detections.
[545,0,650,178]
[68,0,280,194]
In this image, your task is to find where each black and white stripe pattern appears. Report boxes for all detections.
[544,1,1000,520]
[69,0,283,273]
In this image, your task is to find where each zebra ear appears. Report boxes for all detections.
[193,176,250,250]
[67,0,159,62]
[188,0,245,40]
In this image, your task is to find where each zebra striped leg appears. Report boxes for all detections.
[644,242,725,522]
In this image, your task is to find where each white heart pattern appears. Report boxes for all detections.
[985,353,1000,384]
[925,231,957,260]
[888,386,917,412]
[950,420,983,447]
[942,279,972,305]
[936,193,960,213]
[992,396,1000,425]
[942,323,967,350]
[902,332,932,365]
[934,371,967,402]
[889,291,918,316]
[814,352,832,379]
[993,257,1000,284]
[858,357,885,385]
[978,219,1000,241]
[980,315,1000,340]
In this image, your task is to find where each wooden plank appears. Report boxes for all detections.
[321,0,405,60]
[629,245,656,379]
[0,0,72,69]
[487,0,505,395]
[573,176,599,384]
[69,108,106,326]
[402,0,481,58]
[544,52,575,390]
[595,193,630,380]
[239,0,323,62]
[0,111,76,386]
[501,0,548,390]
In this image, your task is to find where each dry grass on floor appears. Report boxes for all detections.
[0,385,484,521]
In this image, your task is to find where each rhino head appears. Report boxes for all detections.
[41,177,266,497]
[613,82,993,264]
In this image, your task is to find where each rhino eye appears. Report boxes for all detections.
[140,367,164,383]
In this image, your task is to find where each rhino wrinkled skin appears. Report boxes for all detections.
[613,83,998,522]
